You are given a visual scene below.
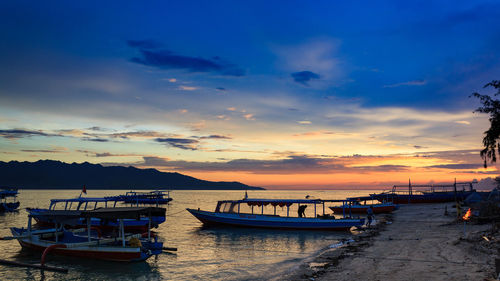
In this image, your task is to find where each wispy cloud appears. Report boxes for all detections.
[383,80,427,88]
[178,86,197,91]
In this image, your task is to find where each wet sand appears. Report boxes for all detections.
[282,203,498,281]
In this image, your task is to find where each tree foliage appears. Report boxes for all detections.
[471,80,500,168]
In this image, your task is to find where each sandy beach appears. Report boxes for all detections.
[283,203,498,281]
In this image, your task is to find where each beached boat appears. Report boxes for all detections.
[371,182,475,204]
[8,207,164,262]
[329,196,398,214]
[111,190,172,205]
[27,197,166,233]
[0,188,20,212]
[187,198,365,231]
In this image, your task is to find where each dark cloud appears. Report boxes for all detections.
[426,163,484,170]
[291,71,320,86]
[21,149,64,153]
[81,138,109,142]
[155,138,199,150]
[216,87,226,91]
[199,135,232,140]
[110,131,166,139]
[87,126,108,132]
[129,46,245,76]
[0,129,56,139]
[126,39,163,49]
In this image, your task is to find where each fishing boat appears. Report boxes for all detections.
[329,196,399,214]
[187,198,365,231]
[111,190,172,205]
[371,181,475,204]
[27,197,166,233]
[0,188,20,212]
[7,207,164,262]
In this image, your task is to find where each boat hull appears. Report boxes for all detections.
[187,208,364,231]
[329,203,397,214]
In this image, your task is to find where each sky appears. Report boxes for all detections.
[1,0,500,189]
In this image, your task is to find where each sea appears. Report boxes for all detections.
[0,189,380,281]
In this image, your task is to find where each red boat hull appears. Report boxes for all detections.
[18,240,142,262]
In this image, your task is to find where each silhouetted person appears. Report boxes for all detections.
[298,205,307,218]
[367,206,374,227]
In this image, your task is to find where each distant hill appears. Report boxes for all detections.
[0,160,264,190]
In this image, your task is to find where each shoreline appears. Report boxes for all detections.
[281,203,498,281]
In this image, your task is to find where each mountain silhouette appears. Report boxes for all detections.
[0,160,264,190]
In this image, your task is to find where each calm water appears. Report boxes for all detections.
[0,189,378,280]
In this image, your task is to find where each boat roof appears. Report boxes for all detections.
[50,197,122,204]
[31,207,166,222]
[219,198,326,204]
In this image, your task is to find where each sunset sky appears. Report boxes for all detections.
[1,1,500,189]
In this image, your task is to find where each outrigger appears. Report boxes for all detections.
[187,198,365,231]
[5,207,166,264]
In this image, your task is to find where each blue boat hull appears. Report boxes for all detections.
[187,208,364,231]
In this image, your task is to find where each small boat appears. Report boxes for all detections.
[112,190,172,205]
[371,181,475,204]
[27,197,166,233]
[329,196,398,214]
[8,207,164,262]
[187,198,365,231]
[0,188,20,212]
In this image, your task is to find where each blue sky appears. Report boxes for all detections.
[1,1,499,188]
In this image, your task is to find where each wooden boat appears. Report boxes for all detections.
[0,188,20,212]
[187,198,365,231]
[111,190,172,205]
[329,196,398,214]
[8,207,164,262]
[371,181,475,204]
[27,197,166,233]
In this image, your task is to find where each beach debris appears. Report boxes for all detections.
[329,239,355,249]
[482,236,490,242]
[386,221,392,225]
[463,208,472,221]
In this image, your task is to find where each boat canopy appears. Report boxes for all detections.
[219,198,323,206]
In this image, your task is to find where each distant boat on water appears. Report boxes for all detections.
[0,188,20,212]
[110,190,172,205]
[187,198,365,231]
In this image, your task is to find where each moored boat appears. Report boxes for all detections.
[187,198,365,231]
[8,207,164,262]
[0,188,20,212]
[27,197,166,233]
[371,181,475,204]
[111,190,172,205]
[329,196,398,214]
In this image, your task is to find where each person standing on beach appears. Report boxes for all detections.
[367,206,374,227]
